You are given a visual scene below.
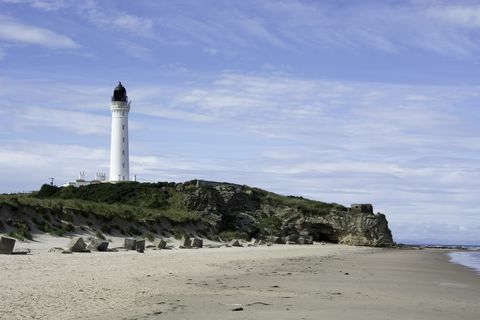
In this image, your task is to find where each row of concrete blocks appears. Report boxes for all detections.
[269,235,314,245]
[180,237,203,249]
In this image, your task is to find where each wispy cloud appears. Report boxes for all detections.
[21,107,109,135]
[113,14,153,35]
[0,15,79,49]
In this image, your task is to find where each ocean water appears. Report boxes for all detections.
[448,251,480,275]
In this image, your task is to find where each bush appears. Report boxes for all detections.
[128,226,142,236]
[95,230,106,240]
[145,232,155,242]
[258,216,282,233]
[219,231,250,241]
[65,222,75,232]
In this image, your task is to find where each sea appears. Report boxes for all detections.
[400,241,480,275]
[448,249,480,275]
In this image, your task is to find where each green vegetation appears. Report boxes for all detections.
[33,183,197,223]
[252,189,343,216]
[0,181,347,242]
[258,216,282,233]
[219,230,250,241]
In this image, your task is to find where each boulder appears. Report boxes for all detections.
[192,238,203,248]
[87,238,109,252]
[153,238,167,249]
[136,239,145,253]
[229,239,243,247]
[66,237,87,252]
[0,236,16,254]
[124,238,137,250]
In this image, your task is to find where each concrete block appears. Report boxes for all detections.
[136,239,145,252]
[153,238,167,249]
[229,240,242,247]
[124,238,136,250]
[88,238,109,252]
[182,237,192,248]
[192,238,203,248]
[0,236,15,254]
[66,237,86,252]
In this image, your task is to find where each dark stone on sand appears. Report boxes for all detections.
[192,238,203,248]
[229,240,243,247]
[66,237,87,252]
[87,238,109,252]
[124,238,137,250]
[136,239,145,252]
[153,238,167,249]
[0,236,15,254]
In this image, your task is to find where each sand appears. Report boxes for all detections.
[0,238,479,320]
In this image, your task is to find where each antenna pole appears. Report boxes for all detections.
[48,177,55,186]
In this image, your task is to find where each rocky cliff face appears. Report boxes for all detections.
[184,181,394,247]
[1,181,394,247]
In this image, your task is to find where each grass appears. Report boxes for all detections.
[1,181,348,241]
[219,230,250,241]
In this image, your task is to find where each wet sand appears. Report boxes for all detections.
[0,242,478,320]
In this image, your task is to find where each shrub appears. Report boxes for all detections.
[100,225,111,234]
[95,230,106,240]
[65,223,75,232]
[128,226,142,236]
[145,232,155,242]
[258,216,282,233]
[219,230,250,241]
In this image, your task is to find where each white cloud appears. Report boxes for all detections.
[116,40,153,61]
[0,15,79,49]
[428,5,480,28]
[0,0,67,11]
[21,107,110,135]
[113,14,153,35]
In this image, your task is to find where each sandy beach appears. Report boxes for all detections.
[0,241,479,320]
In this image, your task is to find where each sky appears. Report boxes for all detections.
[0,0,479,244]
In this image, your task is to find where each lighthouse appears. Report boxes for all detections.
[109,82,130,181]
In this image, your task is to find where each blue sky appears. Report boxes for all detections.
[0,0,479,244]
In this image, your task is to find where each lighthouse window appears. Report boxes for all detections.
[122,112,124,116]
[123,163,125,168]
[122,150,124,155]
[122,137,125,142]
[122,125,124,130]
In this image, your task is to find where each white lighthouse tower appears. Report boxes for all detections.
[109,82,130,181]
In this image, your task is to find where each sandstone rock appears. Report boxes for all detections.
[0,236,15,254]
[124,238,136,250]
[87,238,109,252]
[153,238,167,249]
[192,238,203,248]
[66,237,87,252]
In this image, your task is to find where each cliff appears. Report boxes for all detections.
[0,180,393,247]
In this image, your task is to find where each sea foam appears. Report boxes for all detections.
[448,251,480,275]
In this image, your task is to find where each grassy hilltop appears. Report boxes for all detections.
[0,181,393,246]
